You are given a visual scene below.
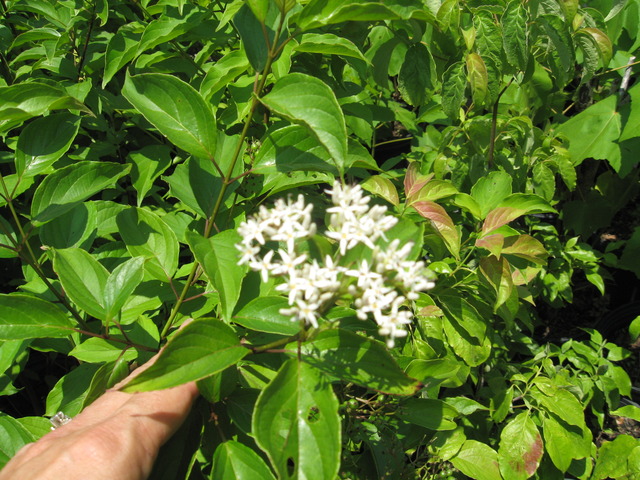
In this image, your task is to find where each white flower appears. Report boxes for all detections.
[249,250,275,283]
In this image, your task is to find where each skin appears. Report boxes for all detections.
[0,355,199,480]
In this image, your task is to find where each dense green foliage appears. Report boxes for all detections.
[1,0,640,478]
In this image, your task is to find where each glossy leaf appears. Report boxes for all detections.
[471,171,512,218]
[102,26,141,87]
[122,73,217,161]
[498,412,543,479]
[260,73,348,172]
[116,207,179,281]
[479,256,514,312]
[0,414,37,469]
[122,319,249,392]
[253,359,341,480]
[439,295,490,367]
[0,294,75,339]
[404,162,434,200]
[200,50,249,101]
[412,201,460,259]
[294,33,368,62]
[233,296,300,336]
[69,338,138,363]
[15,113,81,177]
[39,202,97,249]
[361,175,399,206]
[233,4,271,71]
[128,145,172,207]
[482,194,555,236]
[295,329,422,395]
[187,231,246,322]
[212,440,276,480]
[103,257,145,321]
[501,235,548,265]
[53,248,109,320]
[31,161,130,225]
[542,413,591,472]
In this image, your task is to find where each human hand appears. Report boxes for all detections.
[0,355,199,480]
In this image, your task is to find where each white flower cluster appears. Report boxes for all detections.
[235,182,435,347]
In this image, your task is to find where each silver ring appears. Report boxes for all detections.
[50,411,72,430]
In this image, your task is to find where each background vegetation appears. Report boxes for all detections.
[1,0,640,478]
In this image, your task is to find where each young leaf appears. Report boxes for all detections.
[187,231,246,322]
[31,161,130,225]
[252,359,341,480]
[466,53,488,106]
[479,256,514,312]
[122,73,217,161]
[498,412,544,479]
[481,194,555,236]
[53,248,109,320]
[260,73,348,173]
[122,319,249,392]
[15,113,81,177]
[501,235,549,265]
[412,201,460,259]
[404,162,434,200]
[295,329,422,395]
[212,441,277,480]
[116,207,179,282]
[0,294,75,339]
[361,175,399,206]
[398,43,435,107]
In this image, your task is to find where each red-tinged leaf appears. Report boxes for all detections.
[410,180,458,204]
[404,162,433,200]
[481,194,554,235]
[475,233,504,258]
[502,235,548,265]
[479,256,513,312]
[413,201,460,259]
[512,266,542,286]
[498,412,544,479]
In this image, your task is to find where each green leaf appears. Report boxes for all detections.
[442,61,467,119]
[451,440,502,480]
[15,113,81,177]
[396,398,458,430]
[39,202,97,249]
[233,296,300,336]
[593,435,640,480]
[102,25,141,88]
[187,231,246,322]
[479,256,514,312]
[482,194,555,235]
[0,294,75,339]
[69,337,138,363]
[556,95,621,169]
[498,412,543,480]
[502,1,528,71]
[212,441,277,480]
[542,413,591,472]
[165,156,223,218]
[122,319,248,392]
[412,201,460,259]
[532,381,586,428]
[0,82,89,133]
[576,28,612,67]
[538,15,575,86]
[200,50,249,101]
[294,33,368,62]
[128,145,172,207]
[45,363,101,417]
[122,73,217,161]
[0,414,37,469]
[471,171,512,219]
[629,315,640,341]
[439,295,491,367]
[532,162,555,201]
[466,53,488,106]
[252,359,341,480]
[136,10,205,56]
[233,4,271,71]
[103,257,145,321]
[260,72,348,172]
[501,235,549,265]
[116,207,179,281]
[31,161,130,225]
[398,43,435,107]
[53,248,109,320]
[361,175,399,206]
[295,329,422,395]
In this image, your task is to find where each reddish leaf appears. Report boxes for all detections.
[413,201,460,258]
[475,233,504,257]
[498,412,544,479]
[502,235,548,265]
[404,162,433,201]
